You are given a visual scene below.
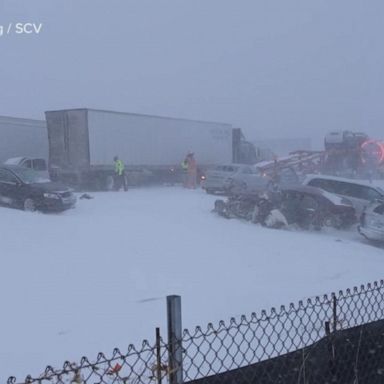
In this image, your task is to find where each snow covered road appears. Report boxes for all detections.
[1,186,383,380]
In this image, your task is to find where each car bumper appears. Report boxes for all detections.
[42,196,77,211]
[201,181,229,192]
[358,225,384,241]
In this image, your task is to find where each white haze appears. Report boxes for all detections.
[1,0,384,148]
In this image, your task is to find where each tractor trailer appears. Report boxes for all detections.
[45,108,257,189]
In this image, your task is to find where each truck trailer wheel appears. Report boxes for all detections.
[94,175,114,191]
[105,175,114,191]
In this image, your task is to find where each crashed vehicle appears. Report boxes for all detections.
[214,193,261,221]
[213,185,356,230]
[303,174,384,217]
[226,166,300,195]
[280,186,357,229]
[201,164,257,194]
[358,202,384,242]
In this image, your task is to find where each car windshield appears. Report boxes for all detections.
[11,168,50,184]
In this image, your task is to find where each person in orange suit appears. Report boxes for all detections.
[185,152,197,189]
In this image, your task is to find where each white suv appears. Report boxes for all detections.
[302,174,384,217]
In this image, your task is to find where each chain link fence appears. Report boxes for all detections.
[7,280,384,384]
[183,280,384,383]
[6,338,169,384]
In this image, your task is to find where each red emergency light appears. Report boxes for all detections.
[361,140,384,165]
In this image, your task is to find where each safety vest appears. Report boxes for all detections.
[115,159,125,176]
[181,160,188,170]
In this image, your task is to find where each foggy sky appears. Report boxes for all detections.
[1,0,383,148]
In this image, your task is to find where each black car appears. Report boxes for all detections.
[280,186,357,229]
[0,165,76,212]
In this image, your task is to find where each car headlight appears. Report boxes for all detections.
[43,192,60,199]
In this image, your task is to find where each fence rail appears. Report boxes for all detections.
[7,279,384,384]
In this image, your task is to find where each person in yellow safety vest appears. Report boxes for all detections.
[113,156,128,191]
[181,158,189,187]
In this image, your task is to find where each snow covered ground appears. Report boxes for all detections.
[1,186,383,381]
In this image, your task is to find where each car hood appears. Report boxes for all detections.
[29,182,72,193]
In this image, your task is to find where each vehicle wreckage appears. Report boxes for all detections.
[213,185,357,230]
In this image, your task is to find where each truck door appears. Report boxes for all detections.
[46,110,90,170]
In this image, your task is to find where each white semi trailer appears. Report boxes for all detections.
[0,115,48,163]
[45,108,257,189]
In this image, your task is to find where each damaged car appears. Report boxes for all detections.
[280,186,357,229]
[358,202,384,242]
[303,174,384,217]
[201,164,256,194]
[213,185,356,230]
[226,166,300,195]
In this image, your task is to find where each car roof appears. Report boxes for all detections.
[282,185,340,200]
[0,164,28,172]
[283,185,326,195]
[282,185,353,206]
[304,173,383,190]
[3,157,26,165]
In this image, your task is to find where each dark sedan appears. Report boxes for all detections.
[0,165,76,212]
[280,185,357,229]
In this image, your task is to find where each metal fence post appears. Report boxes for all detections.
[156,327,162,384]
[332,295,337,332]
[167,295,183,384]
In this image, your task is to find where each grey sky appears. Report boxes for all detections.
[1,0,383,148]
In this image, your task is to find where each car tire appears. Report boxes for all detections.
[324,214,343,229]
[23,198,36,212]
[214,199,230,218]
